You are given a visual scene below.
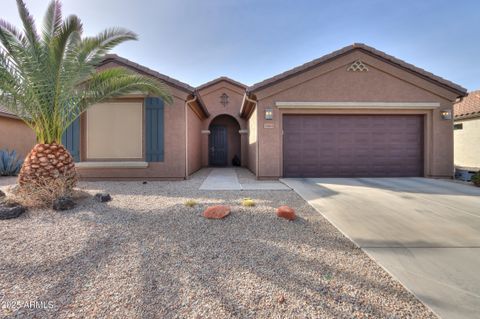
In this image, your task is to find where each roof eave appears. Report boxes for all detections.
[454,113,480,121]
[0,111,19,120]
[99,54,195,94]
[196,76,247,91]
[188,92,210,118]
[240,93,257,119]
[247,44,467,98]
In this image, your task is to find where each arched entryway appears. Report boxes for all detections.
[208,114,241,166]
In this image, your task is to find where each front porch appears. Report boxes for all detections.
[201,114,248,168]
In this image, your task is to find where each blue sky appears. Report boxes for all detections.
[2,0,479,90]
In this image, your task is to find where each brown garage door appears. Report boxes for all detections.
[283,115,424,177]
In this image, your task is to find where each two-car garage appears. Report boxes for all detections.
[241,44,467,179]
[282,114,424,177]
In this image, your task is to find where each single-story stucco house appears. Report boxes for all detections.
[0,106,36,159]
[0,43,467,179]
[454,90,480,172]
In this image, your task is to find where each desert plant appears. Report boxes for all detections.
[185,199,198,207]
[472,171,480,187]
[0,0,172,193]
[0,149,23,176]
[12,174,75,208]
[241,197,255,207]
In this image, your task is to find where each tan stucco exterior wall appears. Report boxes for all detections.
[0,116,36,159]
[253,50,458,178]
[187,105,203,175]
[454,118,480,170]
[247,108,257,174]
[77,88,189,180]
[198,82,246,131]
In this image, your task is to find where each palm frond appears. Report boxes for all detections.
[42,0,62,44]
[0,1,172,144]
[16,0,39,46]
[83,67,172,104]
[79,28,137,65]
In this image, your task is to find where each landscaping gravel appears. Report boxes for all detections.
[0,170,436,318]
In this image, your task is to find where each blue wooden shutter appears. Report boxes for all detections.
[145,97,164,162]
[62,117,80,162]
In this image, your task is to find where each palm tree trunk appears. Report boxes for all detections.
[18,143,77,189]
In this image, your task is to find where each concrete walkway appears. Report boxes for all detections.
[199,168,290,190]
[282,177,480,319]
[199,168,242,190]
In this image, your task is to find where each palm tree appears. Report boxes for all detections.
[0,0,172,190]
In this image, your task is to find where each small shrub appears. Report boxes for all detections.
[12,175,74,208]
[241,198,255,207]
[472,171,480,187]
[323,273,333,281]
[0,149,23,176]
[185,199,198,207]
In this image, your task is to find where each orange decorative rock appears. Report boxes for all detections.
[276,206,296,221]
[203,205,231,219]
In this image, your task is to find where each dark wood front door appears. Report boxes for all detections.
[209,125,228,166]
[283,115,424,177]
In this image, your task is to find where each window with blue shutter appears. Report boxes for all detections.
[62,117,80,162]
[145,97,164,162]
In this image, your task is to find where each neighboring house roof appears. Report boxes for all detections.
[0,105,18,119]
[196,76,247,91]
[454,90,480,120]
[247,43,467,96]
[100,54,195,93]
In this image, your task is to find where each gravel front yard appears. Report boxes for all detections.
[0,169,436,318]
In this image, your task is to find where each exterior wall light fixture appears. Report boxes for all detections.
[440,109,452,120]
[265,108,273,120]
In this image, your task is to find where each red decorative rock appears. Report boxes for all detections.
[203,205,231,219]
[276,206,296,221]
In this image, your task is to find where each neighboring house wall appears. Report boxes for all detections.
[247,108,257,175]
[0,116,36,159]
[187,105,203,175]
[252,50,458,178]
[454,118,480,170]
[77,87,189,180]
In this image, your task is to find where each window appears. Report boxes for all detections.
[454,123,463,130]
[86,102,143,159]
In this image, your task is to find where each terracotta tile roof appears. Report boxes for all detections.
[196,76,247,91]
[247,43,467,96]
[454,90,480,120]
[0,105,17,118]
[100,54,195,93]
[0,105,11,114]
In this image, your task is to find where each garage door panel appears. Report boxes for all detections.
[283,115,424,177]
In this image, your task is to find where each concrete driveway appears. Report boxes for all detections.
[281,177,480,319]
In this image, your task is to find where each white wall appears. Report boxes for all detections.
[454,117,480,170]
